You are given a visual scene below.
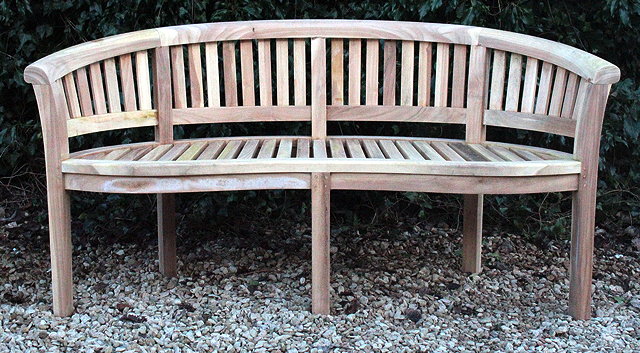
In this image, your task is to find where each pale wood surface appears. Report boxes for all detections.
[400,41,415,106]
[331,39,344,105]
[348,39,362,106]
[417,41,432,107]
[311,172,331,315]
[205,42,221,107]
[257,40,272,106]
[382,40,397,106]
[239,40,255,106]
[188,44,204,108]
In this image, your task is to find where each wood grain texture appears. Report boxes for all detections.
[465,46,487,143]
[157,193,177,277]
[434,43,450,107]
[293,39,306,106]
[382,40,397,106]
[331,39,344,105]
[489,50,506,110]
[135,51,152,109]
[311,38,327,138]
[451,45,468,108]
[205,42,221,107]
[276,39,289,106]
[118,54,137,111]
[188,44,204,107]
[484,109,577,137]
[170,46,187,108]
[257,39,272,106]
[311,172,331,315]
[348,39,362,106]
[520,57,539,113]
[505,54,523,112]
[222,41,238,107]
[400,41,415,106]
[462,194,483,273]
[239,40,255,106]
[365,40,379,105]
[327,106,466,123]
[152,47,173,143]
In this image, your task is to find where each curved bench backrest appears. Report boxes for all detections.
[25,20,619,157]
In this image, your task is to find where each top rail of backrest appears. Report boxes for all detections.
[25,20,619,86]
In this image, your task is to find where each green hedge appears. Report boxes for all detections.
[1,1,638,238]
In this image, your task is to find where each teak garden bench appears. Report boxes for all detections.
[24,20,620,319]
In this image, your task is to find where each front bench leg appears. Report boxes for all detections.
[311,173,331,314]
[462,194,483,273]
[48,185,74,316]
[157,193,177,277]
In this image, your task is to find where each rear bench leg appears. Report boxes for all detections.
[157,193,177,277]
[462,194,483,273]
[311,173,331,314]
[48,185,74,316]
[569,184,597,320]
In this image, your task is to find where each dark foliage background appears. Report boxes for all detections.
[1,1,638,242]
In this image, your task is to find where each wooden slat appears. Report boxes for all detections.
[62,73,81,118]
[158,144,190,161]
[139,144,172,161]
[205,42,221,107]
[505,53,523,112]
[89,62,107,114]
[257,39,272,106]
[103,58,121,113]
[365,40,379,105]
[152,46,173,143]
[561,73,579,118]
[239,40,255,106]
[313,139,327,158]
[382,40,397,106]
[66,110,157,137]
[276,39,289,106]
[118,54,137,111]
[534,62,554,114]
[222,41,238,107]
[236,139,260,159]
[362,139,384,159]
[188,44,204,108]
[331,39,344,105]
[348,39,362,106]
[513,148,544,161]
[104,148,130,160]
[548,67,568,117]
[329,139,347,158]
[400,40,414,106]
[466,45,488,143]
[170,46,187,108]
[487,145,525,161]
[449,143,487,161]
[119,146,153,161]
[135,51,152,110]
[173,106,310,124]
[327,105,466,123]
[434,43,450,107]
[197,140,225,160]
[378,139,404,159]
[413,141,446,161]
[468,144,505,162]
[417,41,432,107]
[75,67,93,116]
[484,110,577,137]
[345,139,366,158]
[176,141,208,161]
[451,45,467,108]
[395,140,424,160]
[293,39,306,106]
[218,140,243,159]
[311,38,327,139]
[296,139,310,158]
[277,139,293,158]
[431,141,465,161]
[257,139,277,158]
[489,50,506,110]
[520,57,539,113]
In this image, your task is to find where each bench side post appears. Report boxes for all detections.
[569,81,611,320]
[153,46,177,277]
[462,45,488,273]
[33,81,74,316]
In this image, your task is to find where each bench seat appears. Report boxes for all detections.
[63,136,579,178]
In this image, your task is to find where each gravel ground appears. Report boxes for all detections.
[1,217,639,352]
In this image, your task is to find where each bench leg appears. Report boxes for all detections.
[462,194,483,273]
[48,185,74,317]
[157,193,177,277]
[311,173,330,314]
[569,184,597,320]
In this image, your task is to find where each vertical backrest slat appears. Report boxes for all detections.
[400,41,415,106]
[434,43,450,107]
[348,39,362,106]
[88,63,107,114]
[103,58,121,113]
[240,40,255,106]
[62,73,81,118]
[188,44,204,108]
[153,46,173,143]
[489,50,506,110]
[520,57,539,113]
[118,54,137,111]
[417,42,432,107]
[293,39,306,106]
[205,42,221,107]
[365,40,379,105]
[382,40,397,106]
[466,46,488,143]
[222,41,238,107]
[534,62,554,114]
[170,46,187,108]
[561,72,579,118]
[75,67,94,116]
[135,51,152,110]
[548,67,568,117]
[451,45,467,108]
[257,40,272,106]
[276,39,289,106]
[504,54,523,112]
[311,38,327,139]
[331,39,344,105]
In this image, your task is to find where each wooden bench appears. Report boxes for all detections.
[24,20,620,319]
